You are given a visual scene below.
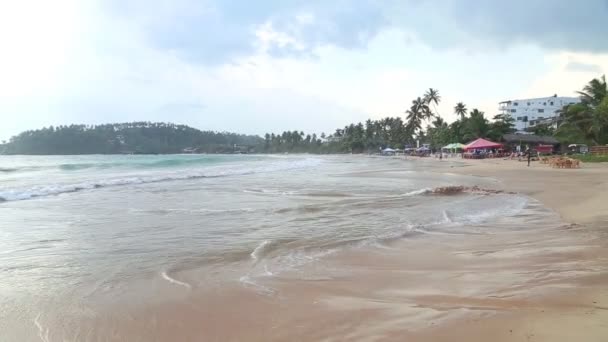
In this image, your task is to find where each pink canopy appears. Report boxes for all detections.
[464,138,502,151]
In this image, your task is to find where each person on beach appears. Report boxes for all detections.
[526,146,531,167]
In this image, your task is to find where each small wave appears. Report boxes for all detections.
[0,158,322,202]
[263,264,274,276]
[251,240,272,262]
[402,188,432,196]
[428,185,515,196]
[243,189,298,196]
[34,313,50,342]
[441,210,453,223]
[131,208,257,215]
[239,275,276,296]
[55,156,234,171]
[274,204,326,215]
[161,271,192,289]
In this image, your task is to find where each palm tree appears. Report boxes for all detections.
[417,97,433,122]
[406,105,422,133]
[454,102,467,120]
[464,109,489,141]
[556,75,608,145]
[406,97,431,133]
[432,116,446,128]
[577,75,607,107]
[424,88,441,117]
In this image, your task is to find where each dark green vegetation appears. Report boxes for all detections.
[0,122,263,155]
[1,76,605,155]
[553,75,608,146]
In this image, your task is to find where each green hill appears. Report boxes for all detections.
[1,122,263,155]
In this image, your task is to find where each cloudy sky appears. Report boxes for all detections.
[1,0,607,141]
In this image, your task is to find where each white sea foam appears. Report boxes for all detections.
[445,196,528,225]
[161,271,192,289]
[263,264,274,276]
[441,210,453,223]
[251,240,271,262]
[239,275,275,295]
[401,188,432,197]
[34,313,50,342]
[0,157,322,202]
[243,188,298,196]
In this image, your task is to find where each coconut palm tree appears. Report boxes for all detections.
[406,97,431,133]
[454,102,467,120]
[556,75,608,145]
[577,75,607,107]
[406,104,422,133]
[432,116,446,128]
[424,88,441,117]
[417,96,433,122]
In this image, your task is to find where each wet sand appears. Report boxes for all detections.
[425,157,608,341]
[446,157,608,224]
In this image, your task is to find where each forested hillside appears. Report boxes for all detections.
[1,122,263,155]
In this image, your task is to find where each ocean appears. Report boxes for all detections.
[0,154,601,340]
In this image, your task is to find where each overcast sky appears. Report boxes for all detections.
[1,0,607,141]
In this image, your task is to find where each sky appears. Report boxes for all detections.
[1,0,607,141]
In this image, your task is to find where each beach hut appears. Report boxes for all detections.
[464,138,502,151]
[442,143,466,151]
[502,134,559,152]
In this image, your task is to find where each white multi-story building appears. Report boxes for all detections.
[499,95,580,131]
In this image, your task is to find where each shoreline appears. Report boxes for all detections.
[420,157,608,341]
[444,157,608,224]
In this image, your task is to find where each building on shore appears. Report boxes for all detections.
[499,95,580,131]
[502,133,560,153]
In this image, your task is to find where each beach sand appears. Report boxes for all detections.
[420,157,608,342]
[447,157,608,224]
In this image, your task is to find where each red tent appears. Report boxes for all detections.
[464,138,502,151]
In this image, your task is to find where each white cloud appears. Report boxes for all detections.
[2,0,608,141]
[523,52,608,99]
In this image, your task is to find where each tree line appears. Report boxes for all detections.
[1,76,604,155]
[0,122,263,155]
[263,88,516,153]
[264,75,607,153]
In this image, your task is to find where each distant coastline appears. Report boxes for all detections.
[0,122,263,155]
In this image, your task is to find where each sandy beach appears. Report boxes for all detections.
[421,157,608,342]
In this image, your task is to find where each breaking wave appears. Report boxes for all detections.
[0,158,322,202]
[161,271,192,289]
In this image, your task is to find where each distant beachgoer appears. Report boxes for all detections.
[526,147,531,167]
